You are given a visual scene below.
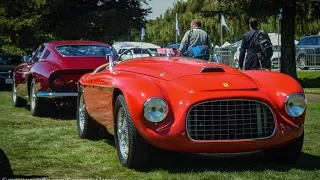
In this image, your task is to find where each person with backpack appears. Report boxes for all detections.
[239,17,273,70]
[179,19,213,60]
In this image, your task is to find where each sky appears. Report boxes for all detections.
[143,0,179,20]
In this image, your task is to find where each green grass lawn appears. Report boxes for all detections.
[1,91,320,179]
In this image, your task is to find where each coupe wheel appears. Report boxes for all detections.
[29,79,49,116]
[264,130,304,164]
[297,55,309,70]
[76,85,100,140]
[114,95,151,168]
[12,82,27,107]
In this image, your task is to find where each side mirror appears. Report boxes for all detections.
[23,56,30,62]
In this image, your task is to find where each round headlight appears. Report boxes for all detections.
[285,93,307,118]
[143,97,168,123]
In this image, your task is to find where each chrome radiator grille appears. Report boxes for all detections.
[186,100,275,141]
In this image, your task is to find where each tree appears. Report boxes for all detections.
[0,0,151,53]
[0,0,47,54]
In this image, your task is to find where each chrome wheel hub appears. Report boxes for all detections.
[12,84,17,102]
[78,94,86,132]
[30,83,36,110]
[117,107,129,160]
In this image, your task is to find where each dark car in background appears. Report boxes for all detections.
[296,35,320,70]
[0,53,23,90]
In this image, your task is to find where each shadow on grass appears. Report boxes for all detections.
[23,104,76,121]
[100,134,320,172]
[138,150,320,173]
[0,87,12,92]
[0,149,48,178]
[299,77,320,88]
[0,149,13,178]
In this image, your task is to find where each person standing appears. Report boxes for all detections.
[179,19,213,60]
[239,17,272,70]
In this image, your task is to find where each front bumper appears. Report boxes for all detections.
[37,92,78,98]
[143,123,303,153]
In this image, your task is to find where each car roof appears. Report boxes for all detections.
[45,40,111,47]
[300,35,320,39]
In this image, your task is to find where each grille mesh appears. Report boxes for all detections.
[186,100,275,141]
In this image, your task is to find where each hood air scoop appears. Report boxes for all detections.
[200,67,225,73]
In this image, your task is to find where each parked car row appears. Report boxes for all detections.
[10,40,307,169]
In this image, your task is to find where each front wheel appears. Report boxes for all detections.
[114,95,151,169]
[264,131,304,164]
[76,85,100,140]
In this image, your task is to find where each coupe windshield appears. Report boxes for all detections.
[56,45,117,57]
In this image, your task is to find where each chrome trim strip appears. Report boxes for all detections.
[37,92,78,98]
[185,99,277,142]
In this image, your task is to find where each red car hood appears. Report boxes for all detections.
[58,57,111,70]
[115,57,258,90]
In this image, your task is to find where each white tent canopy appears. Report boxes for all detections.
[268,33,299,45]
[221,41,231,47]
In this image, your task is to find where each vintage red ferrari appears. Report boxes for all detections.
[76,51,307,169]
[12,40,118,116]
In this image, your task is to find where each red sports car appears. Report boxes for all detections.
[77,54,307,169]
[12,40,118,116]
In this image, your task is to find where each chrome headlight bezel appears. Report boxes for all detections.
[284,93,307,118]
[143,97,168,123]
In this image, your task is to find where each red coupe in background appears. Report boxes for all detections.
[77,54,307,169]
[12,40,118,116]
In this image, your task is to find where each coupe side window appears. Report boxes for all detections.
[31,45,45,62]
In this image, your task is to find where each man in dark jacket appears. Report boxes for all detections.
[239,17,272,70]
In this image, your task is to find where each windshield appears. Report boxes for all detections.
[56,45,117,57]
[118,48,129,54]
[148,48,158,53]
[132,49,150,54]
[0,55,23,65]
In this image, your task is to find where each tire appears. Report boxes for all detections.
[30,79,43,116]
[264,130,304,164]
[114,95,151,169]
[12,82,27,107]
[29,79,51,116]
[76,85,100,140]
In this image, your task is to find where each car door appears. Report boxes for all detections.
[15,45,45,97]
[85,67,114,130]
